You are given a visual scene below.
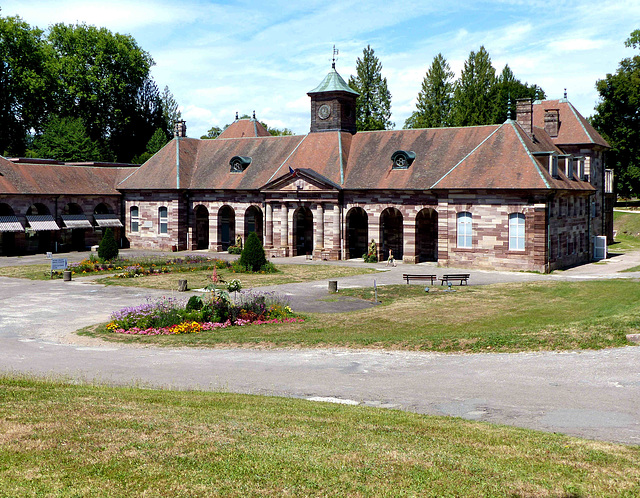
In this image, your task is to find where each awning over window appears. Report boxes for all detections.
[94,214,123,227]
[61,214,93,229]
[26,215,60,231]
[0,216,24,232]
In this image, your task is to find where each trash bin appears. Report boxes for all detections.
[63,270,72,282]
[178,279,188,292]
[328,280,338,293]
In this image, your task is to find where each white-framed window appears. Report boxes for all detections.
[158,206,168,234]
[457,212,472,248]
[130,206,139,233]
[509,213,525,251]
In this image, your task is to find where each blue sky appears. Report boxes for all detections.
[4,1,640,137]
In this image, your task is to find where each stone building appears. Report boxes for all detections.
[0,65,614,272]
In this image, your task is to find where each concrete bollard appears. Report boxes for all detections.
[63,270,72,282]
[328,280,338,293]
[178,279,188,292]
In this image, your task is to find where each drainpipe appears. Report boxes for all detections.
[175,135,180,190]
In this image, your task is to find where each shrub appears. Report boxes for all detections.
[186,295,203,311]
[98,228,119,261]
[239,232,267,272]
[227,245,242,254]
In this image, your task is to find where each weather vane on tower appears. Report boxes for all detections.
[332,45,339,69]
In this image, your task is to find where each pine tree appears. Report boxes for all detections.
[491,65,545,124]
[160,85,181,133]
[98,227,119,261]
[239,232,267,272]
[404,53,454,129]
[348,45,394,131]
[452,46,497,126]
[30,115,101,161]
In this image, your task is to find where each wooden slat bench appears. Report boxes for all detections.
[440,274,470,286]
[403,274,437,285]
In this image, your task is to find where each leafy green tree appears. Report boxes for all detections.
[239,231,267,272]
[132,128,169,163]
[348,45,394,131]
[98,227,119,261]
[30,115,101,161]
[452,46,497,126]
[592,29,640,197]
[47,23,157,162]
[201,125,223,139]
[491,65,545,124]
[404,53,455,129]
[0,16,55,156]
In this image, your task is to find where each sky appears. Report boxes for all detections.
[3,0,640,138]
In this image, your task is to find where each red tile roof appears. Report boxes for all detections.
[217,119,271,139]
[532,99,609,148]
[0,156,137,195]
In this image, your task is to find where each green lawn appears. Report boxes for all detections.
[612,210,640,252]
[83,280,640,353]
[1,376,638,497]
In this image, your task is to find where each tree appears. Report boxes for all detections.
[592,29,640,197]
[98,227,119,261]
[452,46,497,126]
[47,23,156,162]
[404,53,455,129]
[201,125,222,139]
[29,115,101,161]
[491,65,545,124]
[348,45,394,131]
[238,231,267,272]
[160,85,181,133]
[132,128,169,164]
[0,16,55,156]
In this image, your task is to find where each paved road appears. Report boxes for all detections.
[1,251,639,445]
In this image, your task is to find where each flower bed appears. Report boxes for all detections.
[106,291,302,335]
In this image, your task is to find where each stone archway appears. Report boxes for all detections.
[218,205,235,251]
[346,207,368,259]
[26,203,53,253]
[61,203,86,251]
[380,207,403,261]
[416,208,438,262]
[293,206,313,256]
[244,206,263,243]
[194,205,209,250]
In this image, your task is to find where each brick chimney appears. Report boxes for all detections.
[174,120,187,138]
[516,98,533,138]
[544,109,559,138]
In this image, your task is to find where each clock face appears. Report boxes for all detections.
[317,104,331,120]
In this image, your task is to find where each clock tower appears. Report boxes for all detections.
[307,62,359,134]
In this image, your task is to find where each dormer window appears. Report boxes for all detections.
[230,156,251,173]
[391,150,416,170]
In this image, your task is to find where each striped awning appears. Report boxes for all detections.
[0,215,24,232]
[94,214,123,227]
[26,215,60,231]
[61,214,92,229]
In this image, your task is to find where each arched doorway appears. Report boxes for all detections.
[61,203,87,251]
[194,205,209,250]
[346,207,368,259]
[380,207,403,261]
[0,203,18,256]
[416,208,438,262]
[218,205,235,251]
[293,206,313,256]
[244,206,263,243]
[26,203,53,253]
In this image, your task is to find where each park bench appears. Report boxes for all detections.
[440,274,470,286]
[403,274,437,285]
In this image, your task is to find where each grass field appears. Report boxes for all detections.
[1,376,638,497]
[97,264,378,290]
[612,210,640,252]
[83,280,640,353]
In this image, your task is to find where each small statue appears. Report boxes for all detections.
[236,234,243,249]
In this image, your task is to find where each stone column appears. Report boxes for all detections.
[330,203,340,259]
[368,210,380,261]
[265,203,273,248]
[281,202,288,256]
[403,212,416,264]
[210,208,219,251]
[314,203,324,253]
[235,209,244,248]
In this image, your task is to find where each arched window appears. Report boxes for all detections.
[130,206,139,233]
[509,213,525,251]
[457,212,472,248]
[158,206,168,234]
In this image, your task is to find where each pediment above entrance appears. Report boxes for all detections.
[260,168,341,193]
